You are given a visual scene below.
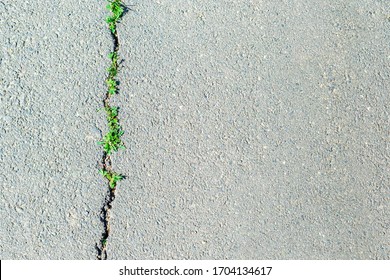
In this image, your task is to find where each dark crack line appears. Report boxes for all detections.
[96,0,127,260]
[96,154,116,260]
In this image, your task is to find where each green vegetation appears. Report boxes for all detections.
[98,106,125,155]
[98,1,125,156]
[106,0,125,34]
[97,0,126,260]
[98,0,125,157]
[99,169,124,189]
[107,52,118,94]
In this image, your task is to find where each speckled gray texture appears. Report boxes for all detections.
[0,0,110,259]
[109,0,389,259]
[0,0,389,260]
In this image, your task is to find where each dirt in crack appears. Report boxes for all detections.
[96,0,127,260]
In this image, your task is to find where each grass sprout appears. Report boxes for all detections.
[106,0,125,34]
[97,0,126,261]
[106,51,119,95]
[99,169,124,189]
[98,106,125,155]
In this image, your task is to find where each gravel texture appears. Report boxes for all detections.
[1,0,389,259]
[0,0,110,259]
[109,0,389,259]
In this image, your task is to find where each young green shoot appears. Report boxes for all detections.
[97,0,126,260]
[106,52,119,95]
[98,106,125,155]
[99,169,124,189]
[106,0,125,34]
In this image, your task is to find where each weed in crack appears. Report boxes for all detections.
[97,0,127,260]
[106,0,125,34]
[98,106,125,155]
[99,169,124,189]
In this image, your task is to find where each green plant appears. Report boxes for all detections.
[97,0,126,261]
[98,106,125,155]
[107,52,118,94]
[98,2,125,155]
[106,0,125,34]
[99,169,124,189]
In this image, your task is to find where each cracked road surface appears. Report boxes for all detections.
[1,0,389,259]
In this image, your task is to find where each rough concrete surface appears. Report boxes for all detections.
[0,0,111,259]
[1,0,389,260]
[110,0,389,259]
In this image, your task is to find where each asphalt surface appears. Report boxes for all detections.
[1,0,389,259]
[0,0,110,259]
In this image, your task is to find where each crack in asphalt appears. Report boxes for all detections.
[96,0,127,260]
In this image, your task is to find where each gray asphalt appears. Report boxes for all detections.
[0,0,110,259]
[1,0,389,259]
